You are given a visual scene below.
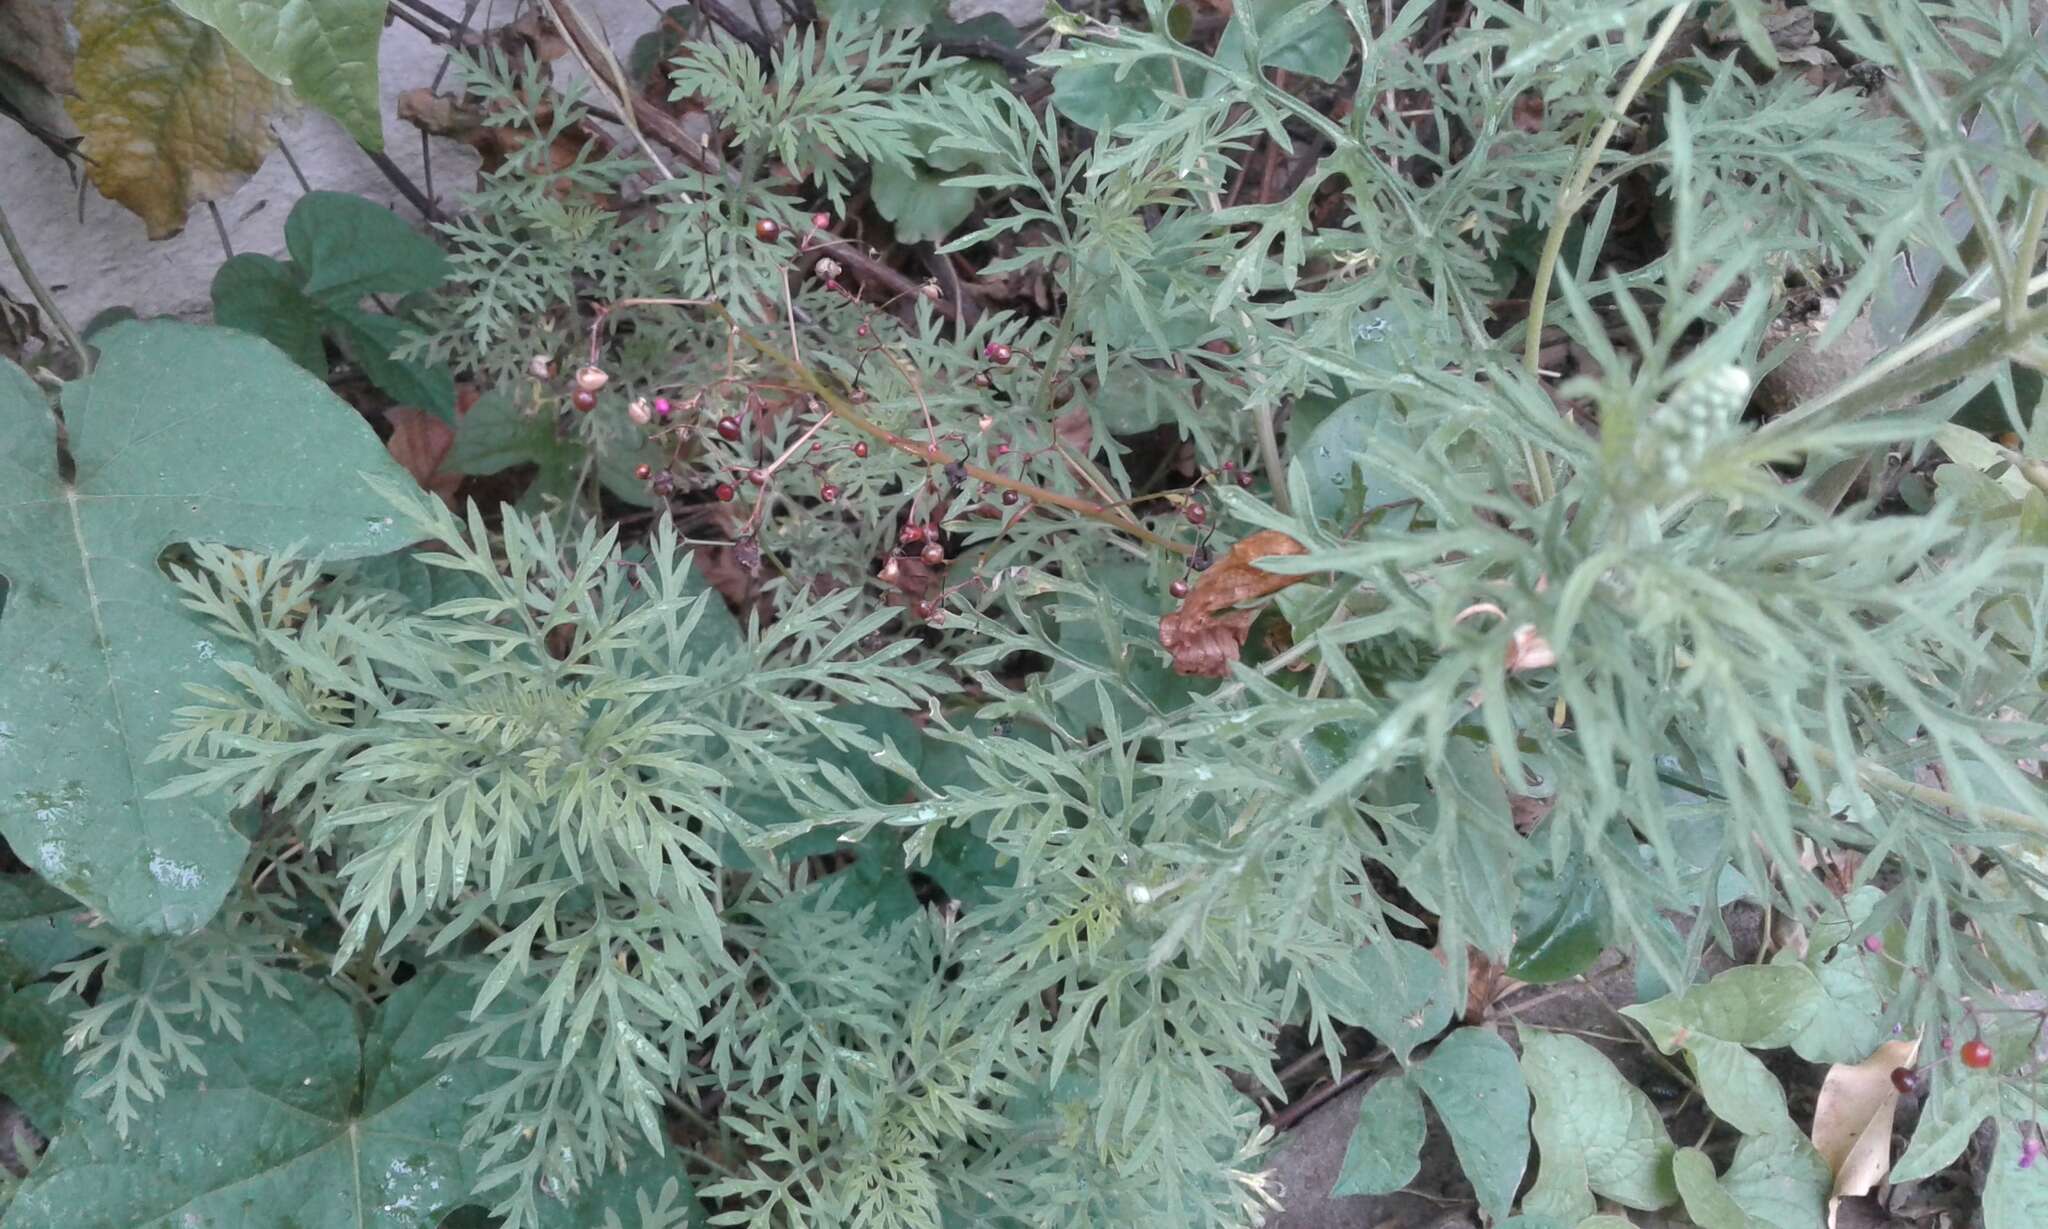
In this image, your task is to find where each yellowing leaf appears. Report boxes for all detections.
[168,0,388,147]
[1810,1037,1917,1226]
[67,0,284,238]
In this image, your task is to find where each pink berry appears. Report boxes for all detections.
[653,397,673,418]
[984,341,1012,365]
[1863,934,1884,953]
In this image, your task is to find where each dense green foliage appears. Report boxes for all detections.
[6,0,2048,1226]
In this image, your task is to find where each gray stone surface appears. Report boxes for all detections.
[0,1,651,325]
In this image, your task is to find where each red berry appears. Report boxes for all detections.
[1236,470,1255,489]
[717,416,742,441]
[912,599,936,621]
[984,342,1012,365]
[853,441,869,458]
[572,389,598,413]
[1001,489,1020,506]
[820,483,840,502]
[755,218,781,243]
[1185,503,1207,526]
[1169,579,1190,599]
[922,542,946,566]
[1890,1067,1919,1095]
[1961,1039,1994,1069]
[714,482,736,501]
[748,468,770,487]
[634,463,653,481]
[901,523,926,545]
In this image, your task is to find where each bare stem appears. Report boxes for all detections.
[1519,1,1690,500]
[0,198,91,377]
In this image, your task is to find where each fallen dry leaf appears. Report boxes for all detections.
[397,87,616,197]
[384,408,461,507]
[1810,1036,1919,1227]
[1159,531,1309,677]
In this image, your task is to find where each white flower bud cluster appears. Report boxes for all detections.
[1638,364,1751,489]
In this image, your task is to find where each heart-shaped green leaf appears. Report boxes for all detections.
[0,321,411,934]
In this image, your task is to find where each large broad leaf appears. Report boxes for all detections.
[1519,1028,1678,1214]
[286,191,448,302]
[211,193,453,416]
[3,972,493,1229]
[1985,1122,2048,1229]
[1332,1072,1425,1197]
[210,253,329,373]
[0,321,412,934]
[1671,1135,1831,1229]
[1624,965,1821,1137]
[1310,937,1454,1064]
[1213,0,1355,84]
[1412,1028,1530,1219]
[0,875,92,987]
[0,988,72,1132]
[67,0,284,239]
[168,0,388,148]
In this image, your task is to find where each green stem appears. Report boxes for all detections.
[1518,1,1689,501]
[0,198,90,377]
[1747,269,2048,452]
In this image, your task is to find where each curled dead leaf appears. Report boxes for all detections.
[1810,1036,1919,1227]
[396,87,616,197]
[1158,530,1309,677]
[384,408,461,507]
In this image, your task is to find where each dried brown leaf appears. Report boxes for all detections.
[384,408,460,506]
[1158,530,1308,677]
[1811,1036,1919,1227]
[396,86,614,195]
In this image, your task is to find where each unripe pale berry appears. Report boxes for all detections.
[627,398,653,425]
[528,355,557,380]
[575,365,610,393]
